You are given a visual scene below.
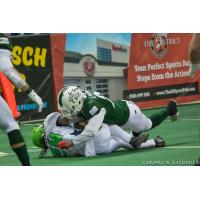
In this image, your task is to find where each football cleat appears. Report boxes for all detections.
[166,99,179,121]
[194,158,200,166]
[129,132,149,149]
[154,136,165,147]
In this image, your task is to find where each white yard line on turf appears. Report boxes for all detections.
[179,119,200,121]
[28,149,41,152]
[166,118,200,122]
[0,152,8,157]
[164,146,200,149]
[0,148,41,157]
[1,145,200,159]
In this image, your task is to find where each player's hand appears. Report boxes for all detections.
[74,120,87,129]
[57,140,73,149]
[27,90,43,112]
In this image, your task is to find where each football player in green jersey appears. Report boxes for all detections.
[57,86,178,148]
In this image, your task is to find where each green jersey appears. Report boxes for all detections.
[0,33,13,51]
[81,90,130,126]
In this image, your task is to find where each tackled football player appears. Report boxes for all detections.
[31,109,165,158]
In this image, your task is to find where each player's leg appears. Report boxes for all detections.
[109,124,149,148]
[150,100,178,129]
[121,102,152,147]
[139,136,165,149]
[94,123,165,154]
[109,124,132,143]
[122,100,178,134]
[105,137,133,154]
[93,124,112,154]
[110,123,165,149]
[93,124,132,154]
[122,102,152,133]
[0,96,30,165]
[101,136,165,154]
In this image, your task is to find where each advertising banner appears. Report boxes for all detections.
[124,33,200,108]
[50,34,66,111]
[10,34,55,121]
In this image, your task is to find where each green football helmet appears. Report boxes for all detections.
[31,124,45,148]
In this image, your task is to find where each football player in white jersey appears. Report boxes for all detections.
[32,108,165,158]
[0,33,43,165]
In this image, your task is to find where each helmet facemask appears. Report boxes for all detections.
[31,124,48,158]
[59,106,78,119]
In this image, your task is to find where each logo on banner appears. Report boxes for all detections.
[112,45,127,52]
[150,34,168,58]
[81,55,96,76]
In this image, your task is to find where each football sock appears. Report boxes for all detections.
[7,129,31,166]
[132,131,141,137]
[139,139,156,149]
[150,110,168,129]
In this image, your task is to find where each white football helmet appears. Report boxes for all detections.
[57,86,85,119]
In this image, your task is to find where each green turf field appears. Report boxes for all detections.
[0,103,200,166]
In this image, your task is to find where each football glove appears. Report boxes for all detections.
[27,90,43,112]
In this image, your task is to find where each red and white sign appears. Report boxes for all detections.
[112,44,127,52]
[80,55,96,76]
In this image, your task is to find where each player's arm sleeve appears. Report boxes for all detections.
[72,108,106,146]
[65,142,89,157]
[3,67,27,89]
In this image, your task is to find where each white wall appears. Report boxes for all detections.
[64,61,127,100]
[64,62,126,78]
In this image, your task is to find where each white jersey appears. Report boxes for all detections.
[44,112,75,137]
[44,110,106,157]
[43,112,90,157]
[43,111,136,157]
